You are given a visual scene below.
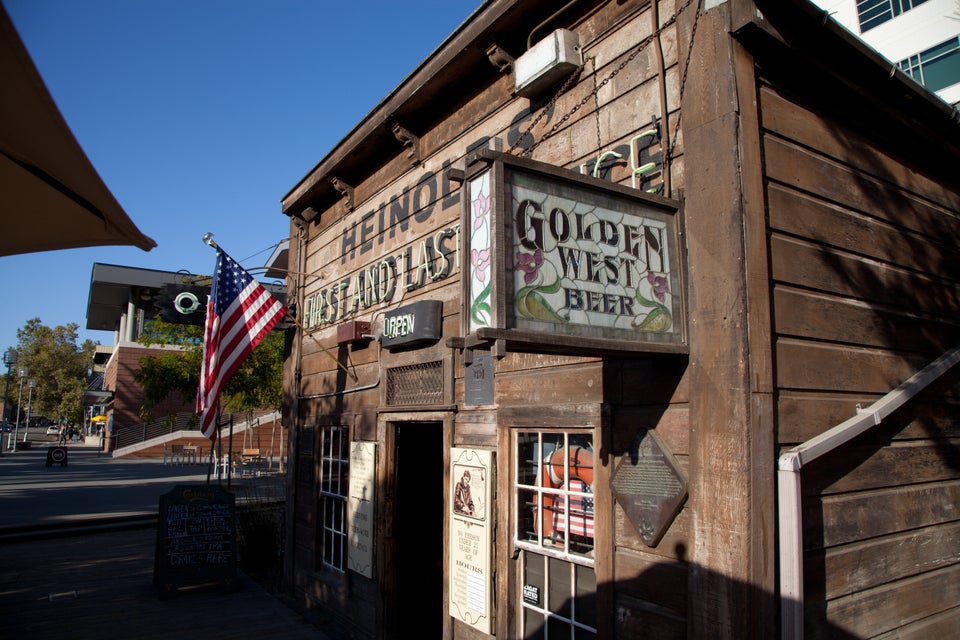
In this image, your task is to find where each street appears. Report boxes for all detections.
[0,440,211,528]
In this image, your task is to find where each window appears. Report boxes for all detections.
[516,430,597,638]
[898,37,960,93]
[857,0,931,33]
[318,425,349,572]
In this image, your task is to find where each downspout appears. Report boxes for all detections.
[778,344,960,640]
[283,220,308,594]
[651,0,672,197]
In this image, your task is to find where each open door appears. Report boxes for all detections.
[392,420,444,636]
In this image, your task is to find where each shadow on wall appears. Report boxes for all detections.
[519,541,862,639]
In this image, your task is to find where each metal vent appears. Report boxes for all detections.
[385,360,444,406]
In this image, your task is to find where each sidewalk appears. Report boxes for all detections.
[0,442,334,640]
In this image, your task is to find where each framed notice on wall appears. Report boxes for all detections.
[348,441,376,578]
[449,447,494,634]
[462,149,687,356]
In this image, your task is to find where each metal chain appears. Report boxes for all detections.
[510,0,699,159]
[666,0,705,164]
[591,57,603,153]
[508,65,583,155]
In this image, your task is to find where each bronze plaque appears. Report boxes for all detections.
[610,429,687,547]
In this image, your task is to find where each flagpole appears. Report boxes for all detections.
[216,403,223,481]
[202,233,358,383]
[227,414,234,489]
[206,444,214,484]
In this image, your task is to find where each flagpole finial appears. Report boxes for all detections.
[202,233,218,248]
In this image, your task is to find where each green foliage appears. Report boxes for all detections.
[137,318,203,347]
[135,348,202,407]
[134,318,285,414]
[6,318,94,424]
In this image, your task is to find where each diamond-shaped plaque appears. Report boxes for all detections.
[610,429,687,547]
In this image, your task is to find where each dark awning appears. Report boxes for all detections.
[0,5,156,257]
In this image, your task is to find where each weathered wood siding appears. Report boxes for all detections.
[760,79,960,637]
[279,0,960,638]
[282,0,701,635]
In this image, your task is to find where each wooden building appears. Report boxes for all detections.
[277,0,960,638]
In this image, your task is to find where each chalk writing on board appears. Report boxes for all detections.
[164,502,235,566]
[156,484,238,597]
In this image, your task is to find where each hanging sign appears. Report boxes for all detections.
[463,150,687,355]
[153,284,209,325]
[380,300,443,349]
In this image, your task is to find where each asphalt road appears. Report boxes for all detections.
[0,437,332,640]
[0,438,212,528]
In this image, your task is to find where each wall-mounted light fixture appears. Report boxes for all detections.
[514,29,582,99]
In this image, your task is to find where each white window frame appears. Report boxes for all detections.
[318,425,349,572]
[514,428,597,639]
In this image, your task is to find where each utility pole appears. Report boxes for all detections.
[1,349,16,452]
[23,379,35,443]
[11,367,27,452]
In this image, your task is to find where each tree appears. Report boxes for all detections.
[134,318,285,418]
[9,318,95,425]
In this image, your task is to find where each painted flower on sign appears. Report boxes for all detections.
[633,271,672,332]
[472,190,490,230]
[647,272,669,301]
[516,249,543,284]
[472,248,490,283]
[515,249,565,323]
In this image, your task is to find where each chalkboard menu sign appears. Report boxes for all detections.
[155,484,237,598]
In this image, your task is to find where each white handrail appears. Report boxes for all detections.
[778,344,960,640]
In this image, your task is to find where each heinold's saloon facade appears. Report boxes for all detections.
[278,1,960,638]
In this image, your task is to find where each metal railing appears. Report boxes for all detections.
[114,408,279,449]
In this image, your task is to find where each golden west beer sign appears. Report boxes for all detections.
[463,150,686,355]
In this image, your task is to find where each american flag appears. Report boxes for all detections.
[196,247,286,440]
[553,478,594,539]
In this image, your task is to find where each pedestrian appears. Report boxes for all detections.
[57,423,67,445]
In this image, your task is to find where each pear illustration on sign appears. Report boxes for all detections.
[610,429,687,547]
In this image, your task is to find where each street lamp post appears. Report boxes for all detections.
[11,367,27,453]
[23,379,36,443]
[1,349,16,452]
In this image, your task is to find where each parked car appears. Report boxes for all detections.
[45,425,60,436]
[0,421,11,432]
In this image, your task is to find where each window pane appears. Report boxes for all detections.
[518,486,539,544]
[858,0,893,32]
[920,39,960,92]
[549,556,572,619]
[548,616,570,639]
[516,430,595,557]
[515,429,597,640]
[318,425,348,572]
[575,563,598,629]
[524,606,546,640]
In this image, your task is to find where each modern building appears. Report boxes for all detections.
[810,0,960,107]
[84,262,286,452]
[275,1,960,639]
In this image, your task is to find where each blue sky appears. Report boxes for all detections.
[0,0,481,355]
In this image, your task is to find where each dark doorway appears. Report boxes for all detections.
[394,421,444,637]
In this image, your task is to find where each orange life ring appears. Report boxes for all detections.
[534,445,594,540]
